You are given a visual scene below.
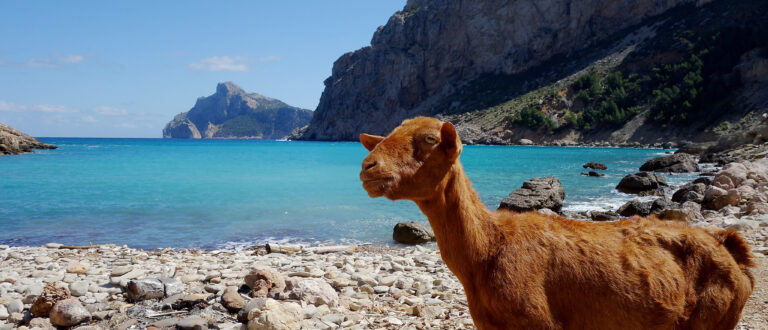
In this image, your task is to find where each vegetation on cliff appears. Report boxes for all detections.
[440,0,768,145]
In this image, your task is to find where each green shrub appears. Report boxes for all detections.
[569,71,642,130]
[647,26,766,125]
[512,106,555,130]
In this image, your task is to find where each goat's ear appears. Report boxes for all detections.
[440,122,462,158]
[360,133,384,151]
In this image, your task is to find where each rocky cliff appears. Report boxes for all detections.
[164,82,313,139]
[301,0,716,140]
[0,123,56,155]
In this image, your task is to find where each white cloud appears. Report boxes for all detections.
[188,56,249,72]
[59,54,85,63]
[0,100,79,113]
[80,115,98,123]
[24,59,57,68]
[92,106,127,116]
[0,53,88,68]
[258,55,281,62]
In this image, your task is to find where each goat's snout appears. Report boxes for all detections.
[362,157,378,171]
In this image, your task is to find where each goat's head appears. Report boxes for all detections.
[359,117,462,200]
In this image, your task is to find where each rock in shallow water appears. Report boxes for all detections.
[499,176,565,212]
[616,172,667,195]
[583,162,607,170]
[640,153,699,173]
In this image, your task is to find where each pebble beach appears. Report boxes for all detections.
[0,230,767,330]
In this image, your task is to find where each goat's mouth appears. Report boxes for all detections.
[361,176,394,197]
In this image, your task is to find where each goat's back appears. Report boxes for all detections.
[481,212,754,329]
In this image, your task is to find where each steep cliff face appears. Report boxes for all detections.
[301,0,710,140]
[163,82,313,139]
[0,123,56,155]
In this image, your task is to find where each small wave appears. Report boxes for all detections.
[562,193,658,213]
[213,236,368,251]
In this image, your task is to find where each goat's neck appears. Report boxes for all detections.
[414,161,499,281]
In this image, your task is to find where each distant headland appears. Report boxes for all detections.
[163,82,312,140]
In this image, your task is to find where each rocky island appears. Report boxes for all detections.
[163,82,312,140]
[0,123,56,156]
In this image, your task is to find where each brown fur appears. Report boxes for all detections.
[359,117,755,330]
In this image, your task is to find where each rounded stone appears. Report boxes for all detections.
[49,298,91,327]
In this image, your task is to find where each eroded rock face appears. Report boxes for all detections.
[0,122,57,155]
[640,153,699,173]
[393,222,435,245]
[499,177,565,212]
[300,0,708,141]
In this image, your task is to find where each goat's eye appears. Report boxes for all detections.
[425,136,438,144]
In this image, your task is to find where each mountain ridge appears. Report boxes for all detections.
[163,82,313,139]
[297,0,767,148]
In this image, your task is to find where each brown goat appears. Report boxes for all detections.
[359,117,754,329]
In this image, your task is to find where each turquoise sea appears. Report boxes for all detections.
[0,138,696,249]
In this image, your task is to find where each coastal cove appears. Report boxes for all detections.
[0,138,694,249]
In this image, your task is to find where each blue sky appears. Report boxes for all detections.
[0,1,405,137]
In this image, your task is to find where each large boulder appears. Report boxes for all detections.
[616,172,668,195]
[703,186,739,210]
[671,183,707,203]
[658,201,702,222]
[712,162,748,190]
[392,222,435,244]
[618,198,678,217]
[617,200,652,217]
[639,153,699,173]
[499,177,565,212]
